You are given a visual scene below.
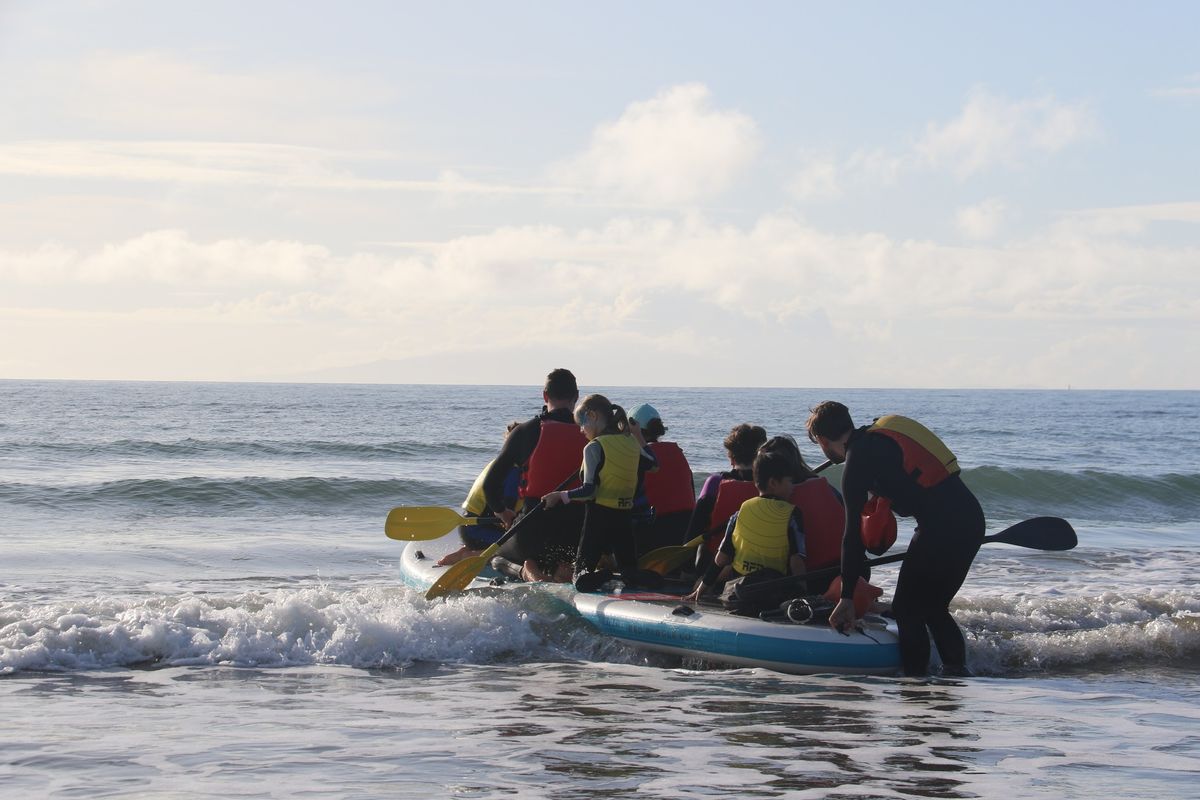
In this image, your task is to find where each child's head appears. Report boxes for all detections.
[573,394,629,439]
[724,423,767,467]
[753,449,795,497]
[758,434,814,480]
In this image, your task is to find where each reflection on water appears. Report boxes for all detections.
[2,663,1197,799]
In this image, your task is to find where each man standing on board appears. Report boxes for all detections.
[488,368,587,581]
[805,401,985,676]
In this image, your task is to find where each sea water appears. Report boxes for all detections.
[1,381,1197,798]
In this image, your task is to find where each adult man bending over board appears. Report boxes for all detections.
[806,401,985,677]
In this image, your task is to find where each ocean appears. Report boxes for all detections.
[1,380,1197,798]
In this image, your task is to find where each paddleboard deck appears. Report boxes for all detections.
[399,529,900,675]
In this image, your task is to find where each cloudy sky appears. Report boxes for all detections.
[1,1,1197,388]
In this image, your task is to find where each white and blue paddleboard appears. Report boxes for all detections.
[399,531,900,675]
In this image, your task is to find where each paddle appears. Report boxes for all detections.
[424,473,577,601]
[738,515,1077,600]
[385,506,499,541]
[638,534,704,573]
[638,458,835,574]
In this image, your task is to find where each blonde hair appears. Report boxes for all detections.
[575,394,629,435]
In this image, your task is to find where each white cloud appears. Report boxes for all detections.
[788,155,840,200]
[0,140,572,196]
[789,89,1096,195]
[552,83,761,205]
[1055,201,1200,237]
[40,50,391,145]
[1151,74,1200,99]
[917,89,1097,177]
[956,198,1008,240]
[2,216,1197,388]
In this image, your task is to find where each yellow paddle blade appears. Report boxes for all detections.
[425,553,491,600]
[385,506,470,541]
[638,534,705,575]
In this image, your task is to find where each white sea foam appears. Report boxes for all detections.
[4,582,1197,677]
[0,585,639,674]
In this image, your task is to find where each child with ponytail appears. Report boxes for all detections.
[543,394,660,591]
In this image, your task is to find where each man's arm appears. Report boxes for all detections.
[483,418,539,513]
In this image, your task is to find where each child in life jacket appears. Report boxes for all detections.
[543,394,659,591]
[437,421,525,567]
[683,449,806,602]
[687,423,767,577]
[759,433,887,615]
[628,403,695,555]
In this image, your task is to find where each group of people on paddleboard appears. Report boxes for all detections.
[438,368,984,677]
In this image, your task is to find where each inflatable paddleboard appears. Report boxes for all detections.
[399,529,900,675]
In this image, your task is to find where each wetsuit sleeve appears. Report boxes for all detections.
[565,440,603,502]
[483,417,540,512]
[840,431,917,597]
[788,508,806,559]
[717,512,737,557]
[687,473,724,537]
[700,510,739,586]
[839,444,871,600]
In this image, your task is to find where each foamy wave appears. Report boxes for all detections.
[960,588,1200,674]
[0,587,620,674]
[6,584,1196,677]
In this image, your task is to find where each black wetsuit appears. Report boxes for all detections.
[840,426,985,675]
[487,408,584,571]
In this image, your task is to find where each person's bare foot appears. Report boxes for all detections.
[519,560,553,582]
[436,545,480,566]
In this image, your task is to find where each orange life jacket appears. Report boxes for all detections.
[868,415,959,489]
[789,477,844,570]
[642,441,695,515]
[519,420,587,498]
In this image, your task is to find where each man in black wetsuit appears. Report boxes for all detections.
[486,368,587,581]
[806,401,985,676]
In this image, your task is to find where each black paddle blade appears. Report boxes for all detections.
[987,516,1077,551]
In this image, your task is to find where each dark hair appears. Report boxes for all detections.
[544,368,579,402]
[759,434,817,480]
[642,418,667,442]
[576,393,629,435]
[723,423,768,466]
[753,450,793,491]
[806,401,854,443]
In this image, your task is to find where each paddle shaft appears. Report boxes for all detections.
[739,515,1076,598]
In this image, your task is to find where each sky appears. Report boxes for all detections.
[1,1,1197,389]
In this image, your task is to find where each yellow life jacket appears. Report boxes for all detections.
[869,415,960,488]
[592,434,641,510]
[462,462,491,515]
[731,496,795,575]
[462,460,524,516]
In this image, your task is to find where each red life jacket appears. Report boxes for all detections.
[519,420,587,498]
[643,441,695,515]
[789,477,844,570]
[861,495,897,555]
[705,478,758,553]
